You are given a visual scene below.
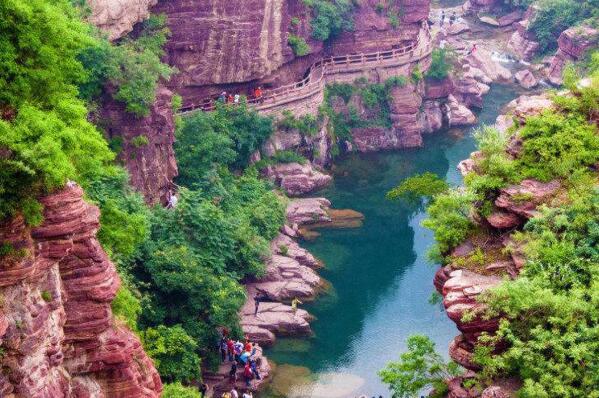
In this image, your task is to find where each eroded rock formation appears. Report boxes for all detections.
[88,0,158,40]
[263,162,332,196]
[99,85,178,205]
[547,26,599,85]
[0,184,161,397]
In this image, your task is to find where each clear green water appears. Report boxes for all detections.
[262,84,522,398]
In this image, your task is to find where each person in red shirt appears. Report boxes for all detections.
[243,363,253,387]
[244,340,252,353]
[254,87,263,103]
[226,339,235,362]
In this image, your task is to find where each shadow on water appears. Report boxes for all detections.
[261,84,523,398]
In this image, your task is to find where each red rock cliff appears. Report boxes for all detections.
[0,184,162,397]
[153,0,429,106]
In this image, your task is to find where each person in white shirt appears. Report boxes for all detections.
[242,391,252,398]
[230,388,239,398]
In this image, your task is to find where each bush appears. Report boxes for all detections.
[131,135,149,147]
[379,335,461,398]
[288,33,311,56]
[386,172,449,201]
[304,0,356,41]
[271,150,307,164]
[162,383,201,398]
[112,285,142,332]
[142,325,201,383]
[426,48,452,81]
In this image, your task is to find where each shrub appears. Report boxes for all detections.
[426,48,452,81]
[288,33,311,56]
[142,325,201,383]
[291,17,301,26]
[379,335,461,398]
[162,383,201,398]
[386,172,449,201]
[271,150,307,164]
[384,75,408,89]
[327,83,354,103]
[112,285,142,331]
[304,0,356,41]
[41,290,52,302]
[171,94,182,113]
[130,135,150,147]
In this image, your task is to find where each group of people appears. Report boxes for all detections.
[439,10,458,26]
[217,87,263,105]
[218,333,262,389]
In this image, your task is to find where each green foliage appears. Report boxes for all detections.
[79,14,174,116]
[411,67,423,83]
[41,290,52,302]
[425,48,452,81]
[171,94,183,113]
[112,284,142,332]
[386,172,449,201]
[379,335,461,398]
[175,103,274,186]
[277,111,319,135]
[86,169,150,265]
[303,0,356,41]
[385,75,408,89]
[134,171,285,367]
[0,0,92,111]
[388,10,400,29]
[528,0,598,54]
[288,33,311,56]
[514,111,599,181]
[291,16,301,26]
[422,189,474,255]
[162,383,202,398]
[131,135,149,147]
[271,150,308,164]
[326,83,354,103]
[142,325,201,383]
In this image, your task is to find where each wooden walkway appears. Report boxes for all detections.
[178,23,432,115]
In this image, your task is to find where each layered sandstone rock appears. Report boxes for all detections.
[0,184,161,397]
[547,26,599,85]
[88,0,157,40]
[446,94,477,127]
[495,179,561,219]
[263,162,332,196]
[507,20,539,61]
[286,198,332,225]
[100,85,178,205]
[514,69,538,89]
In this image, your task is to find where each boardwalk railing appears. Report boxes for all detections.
[178,23,432,115]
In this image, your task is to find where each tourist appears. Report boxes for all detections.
[219,91,227,102]
[249,358,261,380]
[254,86,263,103]
[234,94,240,104]
[230,388,239,398]
[220,335,228,362]
[467,43,477,56]
[449,12,456,25]
[227,338,235,362]
[222,392,231,398]
[291,297,303,313]
[198,383,208,398]
[250,342,258,357]
[242,391,253,398]
[253,293,262,316]
[229,362,238,383]
[166,190,178,209]
[227,93,234,104]
[440,10,445,26]
[243,362,253,387]
[239,349,250,365]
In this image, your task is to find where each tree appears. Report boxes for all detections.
[162,383,202,398]
[142,325,202,383]
[386,172,449,202]
[379,335,461,398]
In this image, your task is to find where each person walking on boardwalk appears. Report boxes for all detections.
[227,338,235,362]
[254,86,263,103]
[254,292,263,316]
[291,297,303,313]
[229,362,238,383]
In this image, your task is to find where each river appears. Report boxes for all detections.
[261,84,523,398]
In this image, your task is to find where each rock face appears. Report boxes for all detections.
[465,48,512,82]
[446,94,476,127]
[286,198,331,225]
[100,85,178,205]
[514,69,537,89]
[441,270,502,370]
[0,184,161,397]
[88,0,158,40]
[263,162,332,196]
[547,26,599,85]
[495,179,561,219]
[507,19,540,61]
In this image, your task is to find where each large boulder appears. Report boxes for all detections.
[286,198,331,225]
[465,48,512,81]
[507,19,540,61]
[263,162,331,196]
[515,69,538,89]
[547,26,599,85]
[495,179,561,219]
[88,0,157,40]
[446,95,476,127]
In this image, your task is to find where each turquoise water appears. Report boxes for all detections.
[263,85,522,398]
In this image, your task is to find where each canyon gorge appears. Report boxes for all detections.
[1,0,598,397]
